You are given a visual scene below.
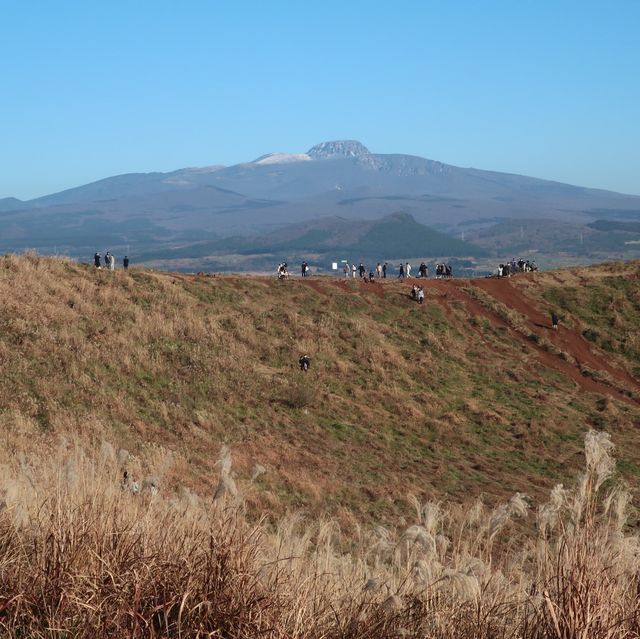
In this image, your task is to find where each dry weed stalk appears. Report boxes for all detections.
[0,430,636,637]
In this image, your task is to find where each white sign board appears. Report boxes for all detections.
[331,262,338,270]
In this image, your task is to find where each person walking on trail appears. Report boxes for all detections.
[299,354,310,372]
[104,251,111,268]
[343,263,350,278]
[382,262,388,278]
[406,262,412,278]
[417,286,425,304]
[123,256,129,270]
[358,263,366,278]
[398,263,405,279]
[551,312,559,330]
[418,262,427,278]
[109,254,116,271]
[376,263,382,278]
[94,252,101,268]
[301,261,308,277]
[352,264,357,278]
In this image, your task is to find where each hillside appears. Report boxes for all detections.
[3,254,640,636]
[1,254,640,526]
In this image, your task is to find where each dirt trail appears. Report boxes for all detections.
[423,277,639,407]
[472,278,640,392]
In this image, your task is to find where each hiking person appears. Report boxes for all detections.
[104,251,111,268]
[417,286,425,304]
[411,285,418,300]
[419,262,427,278]
[445,264,452,278]
[343,263,350,278]
[301,261,308,277]
[94,252,101,268]
[123,256,129,270]
[382,262,388,278]
[551,312,559,330]
[376,263,382,278]
[358,263,366,278]
[369,269,375,281]
[406,262,412,278]
[110,254,116,271]
[398,263,405,279]
[277,263,289,279]
[352,264,357,278]
[299,354,310,372]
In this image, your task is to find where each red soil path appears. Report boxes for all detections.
[432,277,640,407]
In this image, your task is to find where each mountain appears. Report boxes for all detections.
[307,139,371,159]
[137,212,487,272]
[0,196,26,212]
[2,140,640,267]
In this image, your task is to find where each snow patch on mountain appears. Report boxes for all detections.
[253,153,312,165]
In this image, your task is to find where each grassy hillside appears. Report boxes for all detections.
[2,254,640,636]
[1,254,640,526]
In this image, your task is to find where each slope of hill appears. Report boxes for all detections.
[1,254,639,525]
[2,140,640,267]
[2,255,640,636]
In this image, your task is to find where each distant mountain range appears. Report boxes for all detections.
[2,140,640,271]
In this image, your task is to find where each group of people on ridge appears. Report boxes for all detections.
[342,262,389,280]
[337,260,452,281]
[497,259,537,277]
[94,251,129,270]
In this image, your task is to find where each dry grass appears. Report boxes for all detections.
[0,431,638,637]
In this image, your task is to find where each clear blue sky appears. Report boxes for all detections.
[2,0,639,199]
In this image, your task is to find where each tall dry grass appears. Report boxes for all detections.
[0,430,638,637]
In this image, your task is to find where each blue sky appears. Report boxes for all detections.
[1,0,639,199]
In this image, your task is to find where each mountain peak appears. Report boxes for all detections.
[307,140,370,160]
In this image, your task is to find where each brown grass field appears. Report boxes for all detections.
[1,254,640,636]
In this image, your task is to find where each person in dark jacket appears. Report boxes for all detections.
[94,252,101,268]
[551,312,559,330]
[382,262,388,278]
[123,256,129,270]
[299,354,310,372]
